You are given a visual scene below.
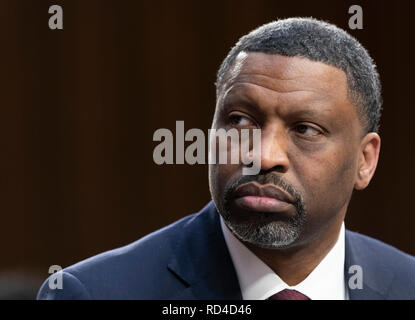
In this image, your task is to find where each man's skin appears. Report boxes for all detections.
[209,52,381,286]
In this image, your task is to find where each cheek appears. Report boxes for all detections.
[209,163,240,201]
[293,147,358,213]
[208,132,246,202]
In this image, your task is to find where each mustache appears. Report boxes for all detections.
[224,172,304,209]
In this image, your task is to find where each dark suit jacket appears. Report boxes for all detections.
[37,201,415,300]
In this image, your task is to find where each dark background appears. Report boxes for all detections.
[0,0,413,299]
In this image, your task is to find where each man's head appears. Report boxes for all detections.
[208,18,382,250]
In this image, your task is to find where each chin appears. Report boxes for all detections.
[223,217,303,249]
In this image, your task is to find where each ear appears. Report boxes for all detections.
[354,132,381,190]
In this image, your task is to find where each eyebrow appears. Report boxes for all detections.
[222,90,333,118]
[221,90,261,112]
[287,107,334,118]
[223,94,255,109]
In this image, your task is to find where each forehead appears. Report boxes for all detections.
[223,52,349,102]
[218,52,360,128]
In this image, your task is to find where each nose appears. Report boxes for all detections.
[260,127,290,173]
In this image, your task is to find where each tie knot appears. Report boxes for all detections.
[268,289,310,300]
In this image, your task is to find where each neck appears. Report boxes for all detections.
[243,217,344,286]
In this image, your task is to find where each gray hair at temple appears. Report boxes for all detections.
[215,17,382,133]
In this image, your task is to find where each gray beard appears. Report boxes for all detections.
[222,214,306,249]
[215,172,308,249]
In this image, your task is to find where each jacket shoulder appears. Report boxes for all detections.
[346,229,415,299]
[346,230,415,265]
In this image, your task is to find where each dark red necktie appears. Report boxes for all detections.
[268,289,310,300]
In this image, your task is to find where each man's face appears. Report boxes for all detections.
[209,52,366,249]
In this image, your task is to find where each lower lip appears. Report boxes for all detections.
[234,196,293,213]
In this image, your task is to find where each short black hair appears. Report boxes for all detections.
[216,18,382,133]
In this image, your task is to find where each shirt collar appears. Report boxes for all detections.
[220,216,347,300]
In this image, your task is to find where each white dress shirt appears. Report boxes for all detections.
[220,216,348,300]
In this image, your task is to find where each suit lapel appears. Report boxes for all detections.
[167,201,242,300]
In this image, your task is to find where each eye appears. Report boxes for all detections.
[294,124,323,137]
[228,113,256,128]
